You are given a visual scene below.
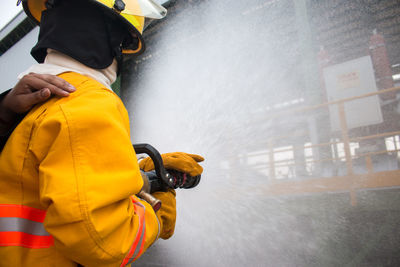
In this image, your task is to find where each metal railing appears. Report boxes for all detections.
[263,86,400,177]
[241,86,400,204]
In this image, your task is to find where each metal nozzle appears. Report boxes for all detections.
[137,190,162,212]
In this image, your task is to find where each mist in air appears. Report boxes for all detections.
[122,0,400,266]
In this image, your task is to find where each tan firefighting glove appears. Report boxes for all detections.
[139,152,204,239]
[152,189,176,239]
[139,152,204,177]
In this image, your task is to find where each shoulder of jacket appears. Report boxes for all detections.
[56,74,122,112]
[27,73,127,131]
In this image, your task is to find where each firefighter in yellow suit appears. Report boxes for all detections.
[0,0,204,266]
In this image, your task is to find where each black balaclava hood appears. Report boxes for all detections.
[31,0,128,69]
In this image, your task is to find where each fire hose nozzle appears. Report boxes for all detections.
[133,143,202,211]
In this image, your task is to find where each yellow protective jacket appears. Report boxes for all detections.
[0,72,160,266]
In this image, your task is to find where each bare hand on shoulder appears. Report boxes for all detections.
[0,73,76,125]
[3,73,76,114]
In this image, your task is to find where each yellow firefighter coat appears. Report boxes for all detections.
[0,72,160,266]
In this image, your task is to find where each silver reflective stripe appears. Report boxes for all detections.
[126,202,146,264]
[155,211,160,240]
[0,217,51,236]
[127,223,146,264]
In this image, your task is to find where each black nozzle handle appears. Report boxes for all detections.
[133,143,174,188]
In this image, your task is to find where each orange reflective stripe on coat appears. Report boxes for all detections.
[120,198,146,266]
[0,205,54,248]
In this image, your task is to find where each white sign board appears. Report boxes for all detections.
[323,56,383,131]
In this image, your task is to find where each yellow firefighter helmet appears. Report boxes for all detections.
[17,0,167,55]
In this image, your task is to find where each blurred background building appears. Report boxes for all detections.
[1,0,400,266]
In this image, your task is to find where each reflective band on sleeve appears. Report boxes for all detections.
[0,218,50,236]
[120,198,146,266]
[127,222,145,265]
[0,205,46,223]
[0,232,54,248]
[0,204,54,248]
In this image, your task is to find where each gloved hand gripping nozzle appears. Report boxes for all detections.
[133,144,202,212]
